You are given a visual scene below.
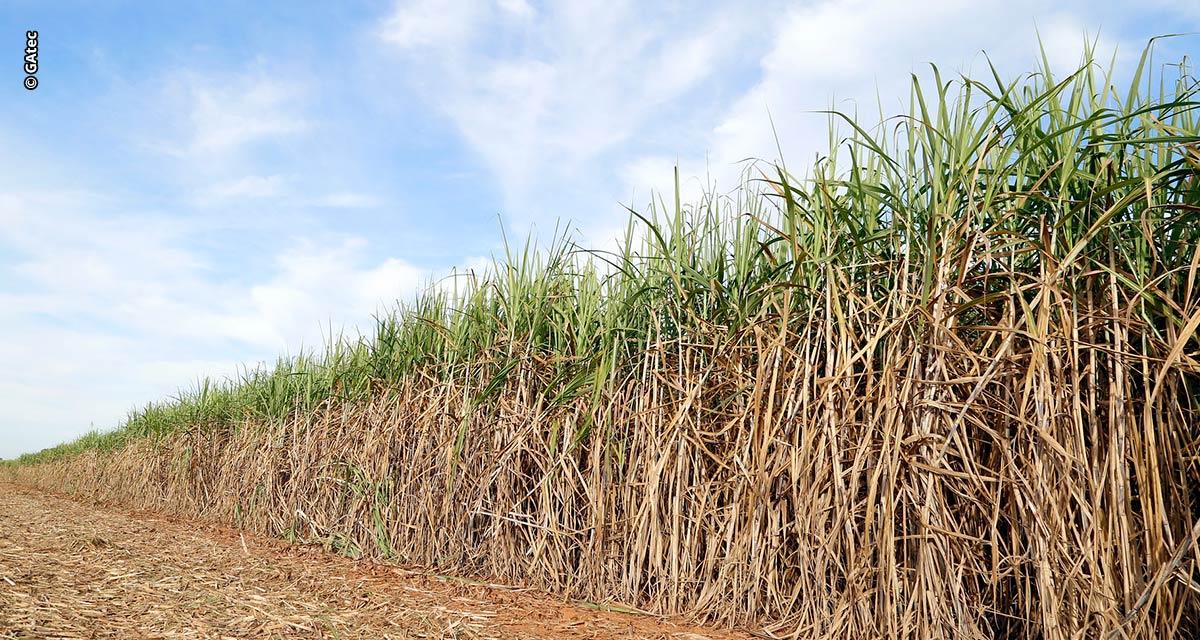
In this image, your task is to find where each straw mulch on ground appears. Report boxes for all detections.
[0,484,748,639]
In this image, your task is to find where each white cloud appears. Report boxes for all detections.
[0,190,429,458]
[192,179,382,209]
[311,192,384,208]
[1035,17,1125,79]
[617,0,1154,207]
[496,0,535,19]
[375,0,762,228]
[245,238,427,348]
[373,0,1182,240]
[135,63,393,215]
[189,75,308,153]
[195,174,289,203]
[378,0,483,49]
[143,68,309,164]
[4,193,203,302]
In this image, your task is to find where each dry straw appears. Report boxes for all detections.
[6,39,1200,639]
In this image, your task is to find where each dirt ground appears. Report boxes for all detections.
[0,484,754,640]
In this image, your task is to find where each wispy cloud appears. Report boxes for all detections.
[3,190,425,350]
[243,237,427,349]
[378,0,485,50]
[620,0,1150,207]
[310,192,384,209]
[0,188,428,457]
[193,174,290,204]
[185,72,309,154]
[376,0,761,229]
[132,66,311,178]
[191,176,382,210]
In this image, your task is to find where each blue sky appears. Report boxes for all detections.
[0,1,1196,459]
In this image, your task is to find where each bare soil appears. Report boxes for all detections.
[0,484,753,639]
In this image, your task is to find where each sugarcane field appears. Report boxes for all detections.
[2,3,1199,639]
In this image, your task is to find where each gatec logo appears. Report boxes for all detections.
[24,30,38,90]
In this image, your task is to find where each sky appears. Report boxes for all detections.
[0,1,1196,459]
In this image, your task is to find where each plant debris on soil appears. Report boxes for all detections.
[0,484,753,639]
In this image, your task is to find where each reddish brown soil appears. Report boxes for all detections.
[0,484,754,639]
